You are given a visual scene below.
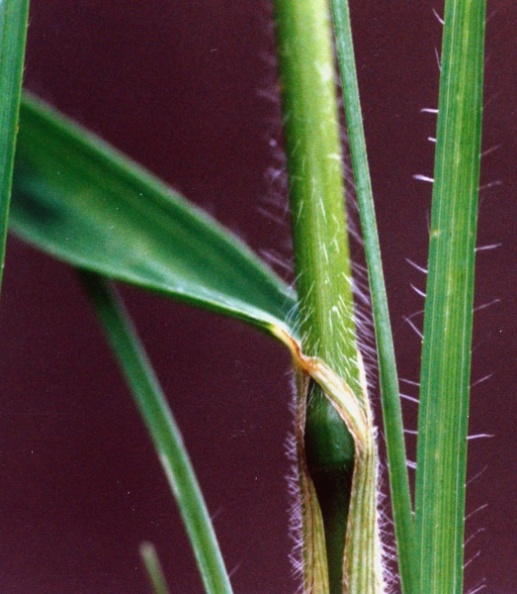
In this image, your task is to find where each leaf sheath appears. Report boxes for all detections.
[273,0,368,590]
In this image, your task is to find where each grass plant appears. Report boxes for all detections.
[0,1,508,593]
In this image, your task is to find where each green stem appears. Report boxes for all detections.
[0,0,30,296]
[273,1,362,591]
[80,271,233,594]
[329,2,417,593]
[415,2,486,594]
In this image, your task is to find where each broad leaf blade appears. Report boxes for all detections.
[415,3,486,594]
[0,0,30,296]
[11,94,296,335]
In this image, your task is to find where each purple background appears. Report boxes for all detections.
[0,1,515,592]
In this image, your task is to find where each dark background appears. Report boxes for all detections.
[0,1,514,592]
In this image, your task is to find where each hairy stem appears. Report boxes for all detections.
[273,1,381,591]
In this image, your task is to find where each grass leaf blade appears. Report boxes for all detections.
[415,3,486,594]
[329,2,417,592]
[12,94,295,337]
[81,271,233,594]
[140,542,171,594]
[0,0,30,295]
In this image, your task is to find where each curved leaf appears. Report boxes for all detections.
[82,272,233,594]
[11,94,296,336]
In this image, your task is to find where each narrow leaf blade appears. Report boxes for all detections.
[11,94,295,335]
[140,543,171,594]
[0,0,30,295]
[81,272,233,594]
[329,2,417,592]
